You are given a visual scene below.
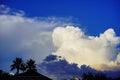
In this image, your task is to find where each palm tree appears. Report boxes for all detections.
[10,57,24,74]
[26,59,37,71]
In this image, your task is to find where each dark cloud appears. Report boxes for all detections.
[38,55,97,79]
[103,70,120,78]
[38,55,80,79]
[38,55,120,80]
[43,55,58,62]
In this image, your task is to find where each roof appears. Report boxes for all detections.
[13,70,52,80]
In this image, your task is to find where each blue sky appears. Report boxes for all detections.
[1,0,120,36]
[0,0,120,78]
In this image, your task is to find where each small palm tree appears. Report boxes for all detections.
[10,57,24,74]
[26,59,37,71]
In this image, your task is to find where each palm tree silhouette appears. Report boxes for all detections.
[26,59,37,71]
[10,57,24,74]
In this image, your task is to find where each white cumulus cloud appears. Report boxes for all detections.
[52,26,120,70]
[0,5,120,72]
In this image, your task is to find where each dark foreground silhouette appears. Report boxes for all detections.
[13,70,52,80]
[0,69,52,80]
[0,57,52,80]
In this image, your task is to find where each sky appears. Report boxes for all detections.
[0,0,120,78]
[1,0,120,36]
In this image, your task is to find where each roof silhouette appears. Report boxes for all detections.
[13,70,52,80]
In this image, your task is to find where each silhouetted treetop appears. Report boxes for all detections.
[26,59,37,71]
[10,57,24,74]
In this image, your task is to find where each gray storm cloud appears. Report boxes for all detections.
[52,26,120,70]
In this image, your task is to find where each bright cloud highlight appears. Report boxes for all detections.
[52,26,120,70]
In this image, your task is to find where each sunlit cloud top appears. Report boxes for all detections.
[52,26,120,70]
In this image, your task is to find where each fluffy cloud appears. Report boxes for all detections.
[0,5,120,72]
[0,5,72,71]
[0,15,71,60]
[52,26,120,70]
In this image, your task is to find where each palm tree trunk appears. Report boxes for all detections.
[17,68,19,74]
